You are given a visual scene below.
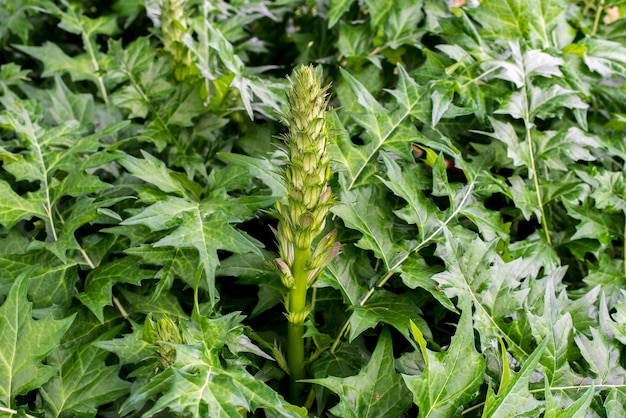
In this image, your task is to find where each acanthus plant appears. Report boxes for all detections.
[0,0,626,417]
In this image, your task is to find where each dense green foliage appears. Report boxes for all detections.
[1,0,626,416]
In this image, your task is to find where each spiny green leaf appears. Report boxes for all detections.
[161,81,209,127]
[434,228,532,354]
[475,118,528,168]
[589,170,626,213]
[217,251,283,317]
[93,320,154,366]
[119,151,188,195]
[337,24,377,66]
[584,253,626,304]
[121,196,195,231]
[118,287,188,319]
[379,0,424,50]
[29,197,124,264]
[328,0,357,28]
[403,306,485,418]
[0,0,60,43]
[124,197,263,306]
[378,153,440,242]
[42,76,94,126]
[362,0,393,29]
[608,292,626,347]
[218,152,286,197]
[574,294,626,385]
[332,182,407,271]
[334,66,427,188]
[399,253,455,312]
[0,251,78,308]
[58,6,119,37]
[0,63,31,86]
[544,380,593,418]
[317,245,371,306]
[154,210,263,305]
[185,15,286,120]
[565,199,620,248]
[76,257,153,323]
[579,38,626,79]
[311,343,368,381]
[13,43,98,83]
[349,290,432,343]
[469,0,530,41]
[110,59,174,119]
[527,269,575,386]
[482,339,547,418]
[469,0,571,47]
[40,327,131,418]
[604,388,626,417]
[107,37,156,80]
[307,328,412,418]
[508,233,560,275]
[0,274,74,407]
[492,43,564,88]
[0,180,46,229]
[120,313,305,418]
[136,364,306,418]
[125,245,198,299]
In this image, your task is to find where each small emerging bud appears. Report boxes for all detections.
[285,306,312,325]
[276,258,295,288]
[143,314,183,370]
[320,187,331,204]
[276,257,291,275]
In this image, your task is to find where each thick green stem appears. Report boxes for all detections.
[287,246,310,402]
[82,32,108,104]
[623,210,626,278]
[592,0,606,35]
[287,322,305,401]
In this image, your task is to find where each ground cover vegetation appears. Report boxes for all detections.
[1,0,626,416]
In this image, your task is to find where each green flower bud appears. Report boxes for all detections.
[143,314,183,370]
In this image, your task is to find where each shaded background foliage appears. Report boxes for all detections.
[1,0,626,416]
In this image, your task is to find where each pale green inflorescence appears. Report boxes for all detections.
[160,0,197,82]
[275,65,340,294]
[143,315,184,370]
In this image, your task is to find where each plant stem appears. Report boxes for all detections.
[82,32,108,104]
[527,122,551,246]
[0,406,36,418]
[592,0,606,35]
[623,210,626,277]
[521,81,551,245]
[288,246,309,401]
